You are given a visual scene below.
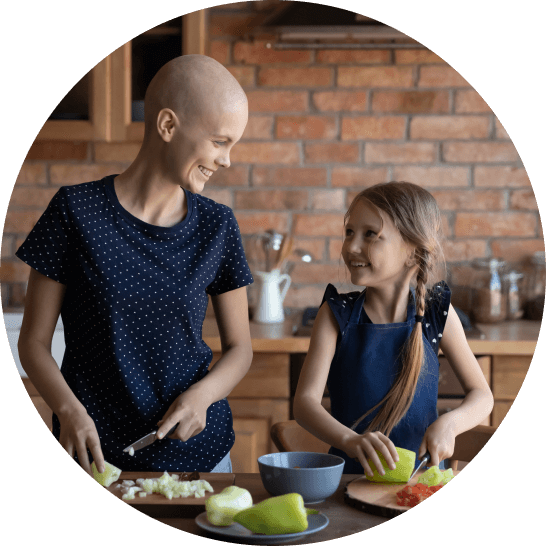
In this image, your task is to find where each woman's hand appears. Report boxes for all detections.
[341,431,399,478]
[418,415,457,467]
[58,408,105,476]
[156,388,210,442]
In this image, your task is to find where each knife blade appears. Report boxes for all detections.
[407,451,431,482]
[123,424,178,454]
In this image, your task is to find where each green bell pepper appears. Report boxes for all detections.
[205,486,253,526]
[233,493,319,535]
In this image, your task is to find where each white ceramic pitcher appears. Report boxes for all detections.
[254,269,292,324]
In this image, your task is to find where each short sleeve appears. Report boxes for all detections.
[320,283,361,332]
[423,281,452,355]
[15,188,72,285]
[206,209,253,296]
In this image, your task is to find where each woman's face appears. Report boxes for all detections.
[342,198,414,288]
[166,101,248,193]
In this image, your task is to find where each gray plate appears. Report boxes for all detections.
[195,512,329,544]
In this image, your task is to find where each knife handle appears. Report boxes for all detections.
[421,451,431,465]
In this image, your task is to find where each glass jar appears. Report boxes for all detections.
[504,271,524,320]
[523,251,545,320]
[471,258,507,323]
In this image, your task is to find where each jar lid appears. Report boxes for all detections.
[473,258,505,269]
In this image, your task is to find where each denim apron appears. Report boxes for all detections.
[326,288,440,473]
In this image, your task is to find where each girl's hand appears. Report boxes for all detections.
[342,431,399,478]
[58,408,105,476]
[418,415,457,467]
[156,388,210,442]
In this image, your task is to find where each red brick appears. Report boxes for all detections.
[209,13,258,38]
[395,50,445,64]
[284,285,327,309]
[200,188,233,208]
[26,141,88,161]
[290,263,342,284]
[313,91,368,112]
[443,240,488,262]
[227,66,255,87]
[392,166,469,187]
[209,40,229,64]
[418,66,470,88]
[411,116,490,139]
[0,261,31,283]
[241,116,273,139]
[9,187,58,208]
[372,91,449,114]
[304,143,359,164]
[316,50,390,64]
[258,67,332,87]
[331,167,389,188]
[233,41,312,64]
[95,142,140,162]
[431,189,505,211]
[235,212,289,235]
[450,265,476,287]
[15,164,47,186]
[495,118,510,140]
[365,143,437,164]
[231,142,300,164]
[338,66,414,88]
[491,239,545,262]
[441,214,452,237]
[474,166,531,188]
[209,166,249,187]
[276,116,337,140]
[311,190,345,211]
[341,116,406,140]
[4,210,43,233]
[443,142,519,163]
[455,90,492,113]
[247,90,308,112]
[510,190,539,210]
[252,167,327,187]
[329,238,344,260]
[455,212,536,237]
[288,238,326,262]
[293,214,344,237]
[50,163,126,185]
[235,190,308,210]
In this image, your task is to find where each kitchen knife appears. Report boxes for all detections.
[407,451,431,482]
[123,424,178,454]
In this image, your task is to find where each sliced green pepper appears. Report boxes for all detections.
[205,486,253,526]
[233,493,319,535]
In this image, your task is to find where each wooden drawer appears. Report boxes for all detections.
[212,352,290,399]
[438,356,491,396]
[492,355,533,399]
[491,400,513,427]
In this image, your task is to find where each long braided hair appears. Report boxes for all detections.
[346,181,445,437]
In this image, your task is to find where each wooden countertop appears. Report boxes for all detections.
[203,316,541,355]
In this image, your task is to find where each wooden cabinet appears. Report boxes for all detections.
[19,319,538,472]
[37,10,208,142]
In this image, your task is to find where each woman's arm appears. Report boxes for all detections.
[18,268,105,475]
[156,286,253,441]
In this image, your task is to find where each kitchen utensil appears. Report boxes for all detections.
[108,472,235,517]
[407,451,430,482]
[344,468,459,519]
[273,236,293,271]
[262,230,284,272]
[257,452,345,504]
[123,424,178,454]
[253,269,292,324]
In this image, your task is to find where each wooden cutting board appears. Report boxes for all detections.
[344,469,460,519]
[107,472,235,518]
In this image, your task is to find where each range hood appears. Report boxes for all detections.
[250,1,421,48]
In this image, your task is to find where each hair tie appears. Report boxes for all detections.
[415,315,424,322]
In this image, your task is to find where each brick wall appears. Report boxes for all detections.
[1,1,542,315]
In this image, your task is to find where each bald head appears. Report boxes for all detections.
[143,55,247,137]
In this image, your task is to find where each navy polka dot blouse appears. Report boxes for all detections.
[16,175,253,471]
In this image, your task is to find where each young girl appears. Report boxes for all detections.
[293,182,494,476]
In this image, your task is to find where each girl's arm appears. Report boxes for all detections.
[420,303,495,465]
[293,303,398,477]
[17,268,105,475]
[157,286,253,441]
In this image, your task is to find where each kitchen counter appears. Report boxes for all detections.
[203,316,541,355]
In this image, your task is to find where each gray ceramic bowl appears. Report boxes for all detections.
[258,452,345,504]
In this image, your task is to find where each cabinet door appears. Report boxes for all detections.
[438,356,491,396]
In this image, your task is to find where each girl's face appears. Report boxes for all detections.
[342,198,415,288]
